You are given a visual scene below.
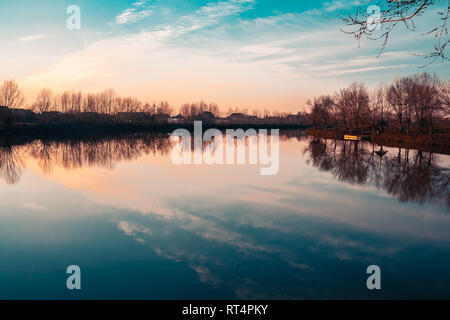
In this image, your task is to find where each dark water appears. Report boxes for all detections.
[0,132,449,299]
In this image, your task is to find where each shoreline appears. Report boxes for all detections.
[2,123,449,155]
[0,123,306,147]
[307,129,450,155]
[1,122,305,138]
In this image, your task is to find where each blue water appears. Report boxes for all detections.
[0,134,449,299]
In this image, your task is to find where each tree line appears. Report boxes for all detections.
[0,80,299,119]
[306,72,449,135]
[1,73,448,131]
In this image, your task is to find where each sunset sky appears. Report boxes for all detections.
[0,0,448,113]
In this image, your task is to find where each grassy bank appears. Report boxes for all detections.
[307,129,450,155]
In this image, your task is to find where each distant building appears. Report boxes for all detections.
[228,113,247,123]
[196,111,216,123]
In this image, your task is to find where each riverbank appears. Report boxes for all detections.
[0,123,306,148]
[307,129,450,155]
[1,121,305,137]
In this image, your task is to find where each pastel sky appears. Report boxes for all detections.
[0,0,448,112]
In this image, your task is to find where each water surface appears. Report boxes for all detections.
[0,132,449,299]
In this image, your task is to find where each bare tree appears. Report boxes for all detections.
[96,89,116,114]
[141,102,153,115]
[120,97,142,121]
[340,0,449,64]
[0,80,25,109]
[346,83,370,134]
[156,101,173,115]
[307,95,334,130]
[83,93,98,113]
[114,96,123,115]
[387,78,408,133]
[53,93,62,112]
[33,88,53,113]
[334,88,351,132]
[368,90,379,135]
[180,103,191,118]
[373,84,392,133]
[208,102,220,117]
[60,91,71,113]
[70,92,83,113]
[409,73,441,134]
[306,72,445,136]
[438,80,450,111]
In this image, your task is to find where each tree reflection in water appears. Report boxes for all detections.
[0,131,303,186]
[0,134,173,184]
[0,144,24,185]
[303,137,450,210]
[1,133,448,210]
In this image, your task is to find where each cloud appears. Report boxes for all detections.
[323,0,361,12]
[317,64,408,76]
[20,0,262,90]
[117,220,152,236]
[190,265,220,286]
[132,1,148,6]
[18,34,46,42]
[136,0,256,40]
[18,0,444,111]
[21,202,47,211]
[113,0,153,25]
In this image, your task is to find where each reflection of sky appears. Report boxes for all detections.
[0,137,450,299]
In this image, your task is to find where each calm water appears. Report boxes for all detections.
[0,132,449,299]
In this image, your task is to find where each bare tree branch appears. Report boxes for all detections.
[340,0,449,65]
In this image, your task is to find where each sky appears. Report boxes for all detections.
[0,0,448,113]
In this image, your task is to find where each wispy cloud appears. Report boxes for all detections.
[22,202,47,211]
[126,0,256,40]
[17,0,445,111]
[113,0,153,25]
[317,64,408,76]
[18,34,46,42]
[323,0,361,12]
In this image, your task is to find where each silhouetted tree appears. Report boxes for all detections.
[0,80,24,109]
[32,88,53,113]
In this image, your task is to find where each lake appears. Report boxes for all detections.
[0,131,449,299]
